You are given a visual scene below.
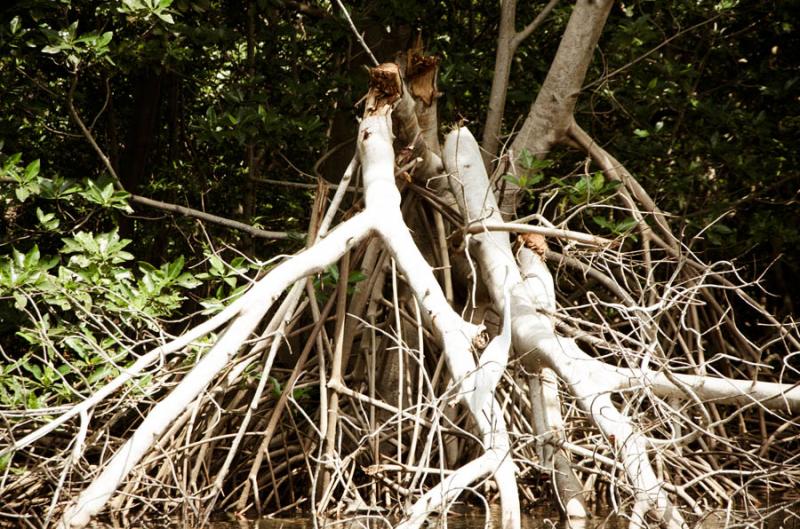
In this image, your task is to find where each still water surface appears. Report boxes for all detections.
[184,503,800,529]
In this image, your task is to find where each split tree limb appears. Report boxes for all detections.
[501,0,614,218]
[482,0,560,165]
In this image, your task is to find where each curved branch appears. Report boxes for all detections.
[629,370,800,415]
[130,194,295,240]
[67,75,123,191]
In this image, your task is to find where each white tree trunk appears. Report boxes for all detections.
[59,105,521,529]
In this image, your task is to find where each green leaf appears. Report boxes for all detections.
[527,171,544,186]
[591,171,605,192]
[270,377,282,398]
[156,12,175,24]
[593,216,612,230]
[208,254,225,273]
[166,256,184,279]
[349,271,367,284]
[326,264,339,282]
[617,217,638,232]
[97,31,113,48]
[13,291,27,310]
[15,187,30,202]
[518,149,535,170]
[24,245,40,268]
[36,208,60,231]
[23,160,40,182]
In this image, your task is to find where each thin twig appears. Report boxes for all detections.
[332,0,379,66]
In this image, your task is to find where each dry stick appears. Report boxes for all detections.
[199,281,305,521]
[66,75,121,191]
[235,290,339,514]
[367,317,379,507]
[433,211,454,304]
[320,156,358,237]
[407,365,449,496]
[182,357,266,502]
[306,278,338,513]
[313,286,330,515]
[546,249,635,305]
[252,176,362,193]
[123,179,297,238]
[332,0,378,66]
[318,251,352,512]
[467,220,613,248]
[404,298,426,484]
[390,258,405,479]
[129,195,294,240]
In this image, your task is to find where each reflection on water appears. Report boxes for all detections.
[195,503,800,529]
[206,505,595,529]
[83,501,800,529]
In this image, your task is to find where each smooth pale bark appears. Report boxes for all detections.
[446,126,683,528]
[625,370,800,414]
[59,105,521,529]
[360,111,520,529]
[443,126,587,518]
[527,370,586,517]
[466,220,613,247]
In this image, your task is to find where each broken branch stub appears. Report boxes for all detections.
[366,63,402,114]
[406,45,439,107]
